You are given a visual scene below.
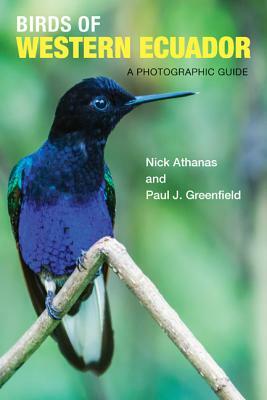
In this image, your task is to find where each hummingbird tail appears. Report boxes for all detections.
[61,272,113,373]
[56,270,113,374]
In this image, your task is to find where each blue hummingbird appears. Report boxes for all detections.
[7,77,196,374]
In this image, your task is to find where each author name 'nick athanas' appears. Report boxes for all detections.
[146,189,242,201]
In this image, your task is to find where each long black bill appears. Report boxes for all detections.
[126,91,197,107]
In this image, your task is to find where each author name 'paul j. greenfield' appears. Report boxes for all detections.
[146,189,241,201]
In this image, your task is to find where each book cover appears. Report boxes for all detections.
[0,1,265,399]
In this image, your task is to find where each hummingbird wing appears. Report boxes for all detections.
[104,163,116,227]
[8,157,48,315]
[8,157,30,243]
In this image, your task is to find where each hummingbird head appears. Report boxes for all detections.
[49,76,196,143]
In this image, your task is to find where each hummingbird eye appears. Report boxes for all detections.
[91,96,109,111]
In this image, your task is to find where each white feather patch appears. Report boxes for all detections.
[62,273,106,364]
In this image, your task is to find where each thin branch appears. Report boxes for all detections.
[0,237,245,399]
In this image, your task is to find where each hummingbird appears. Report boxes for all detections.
[7,77,196,374]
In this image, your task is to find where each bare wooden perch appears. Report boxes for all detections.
[0,237,245,399]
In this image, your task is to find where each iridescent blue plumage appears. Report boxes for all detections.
[13,139,113,276]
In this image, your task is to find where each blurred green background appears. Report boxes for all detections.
[0,0,266,399]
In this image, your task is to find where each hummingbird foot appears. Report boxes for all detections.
[76,251,102,278]
[76,250,87,272]
[45,290,62,320]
